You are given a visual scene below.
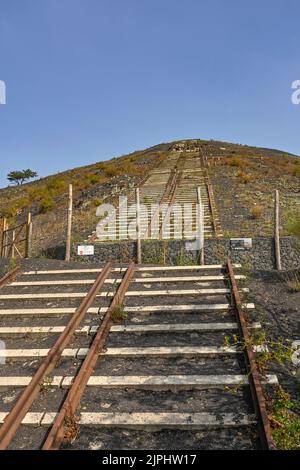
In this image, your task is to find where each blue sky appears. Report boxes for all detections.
[0,0,300,188]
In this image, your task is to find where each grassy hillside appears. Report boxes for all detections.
[0,147,167,255]
[149,138,300,239]
[202,140,300,237]
[0,139,299,256]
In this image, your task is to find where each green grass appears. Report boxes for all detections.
[3,258,17,273]
[227,157,247,167]
[271,387,300,450]
[286,281,300,292]
[286,211,300,239]
[93,198,103,207]
[250,205,263,219]
[175,249,195,266]
[285,272,300,292]
[1,138,300,257]
[111,305,128,323]
[236,170,252,184]
[39,197,55,213]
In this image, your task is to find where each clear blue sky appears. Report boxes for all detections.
[1,0,300,188]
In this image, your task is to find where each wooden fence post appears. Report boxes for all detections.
[274,190,282,271]
[197,187,205,265]
[65,184,73,262]
[11,230,15,259]
[1,218,6,258]
[136,188,142,264]
[1,218,8,258]
[25,212,32,258]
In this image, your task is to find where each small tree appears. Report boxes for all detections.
[7,169,38,185]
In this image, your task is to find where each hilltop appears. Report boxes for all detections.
[0,139,299,257]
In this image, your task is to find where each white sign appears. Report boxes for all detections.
[230,238,252,250]
[185,240,201,251]
[77,245,94,256]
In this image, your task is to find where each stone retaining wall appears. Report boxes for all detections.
[74,236,300,270]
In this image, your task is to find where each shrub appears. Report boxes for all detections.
[292,167,300,177]
[104,165,119,177]
[286,211,300,238]
[94,162,105,171]
[93,198,103,207]
[46,177,68,194]
[286,280,300,292]
[26,186,49,202]
[84,173,102,185]
[16,196,30,209]
[111,305,127,323]
[236,171,252,184]
[120,162,138,175]
[227,157,245,167]
[39,197,55,213]
[73,173,105,191]
[0,205,19,218]
[101,161,140,177]
[250,205,263,219]
[73,179,89,191]
[270,386,300,450]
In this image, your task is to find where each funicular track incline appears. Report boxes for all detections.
[0,261,276,450]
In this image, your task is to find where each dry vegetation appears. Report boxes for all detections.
[0,147,168,256]
[1,139,299,255]
[206,141,300,237]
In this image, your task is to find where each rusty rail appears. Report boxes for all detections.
[42,261,135,450]
[0,262,112,450]
[0,266,20,288]
[199,149,221,238]
[159,171,183,239]
[145,153,186,239]
[144,170,177,239]
[226,259,276,450]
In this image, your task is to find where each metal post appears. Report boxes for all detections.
[136,188,142,264]
[197,187,204,265]
[65,184,73,262]
[274,190,282,270]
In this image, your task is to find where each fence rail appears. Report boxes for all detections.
[1,213,32,259]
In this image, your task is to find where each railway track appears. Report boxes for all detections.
[89,149,222,243]
[0,261,277,450]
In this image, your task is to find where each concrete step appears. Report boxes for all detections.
[0,288,248,300]
[0,374,277,389]
[0,345,267,360]
[0,321,261,335]
[0,412,257,428]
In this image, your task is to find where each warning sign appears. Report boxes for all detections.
[77,245,94,256]
[230,238,252,251]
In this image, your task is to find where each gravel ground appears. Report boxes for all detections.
[246,270,300,402]
[64,426,260,450]
[1,259,298,450]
